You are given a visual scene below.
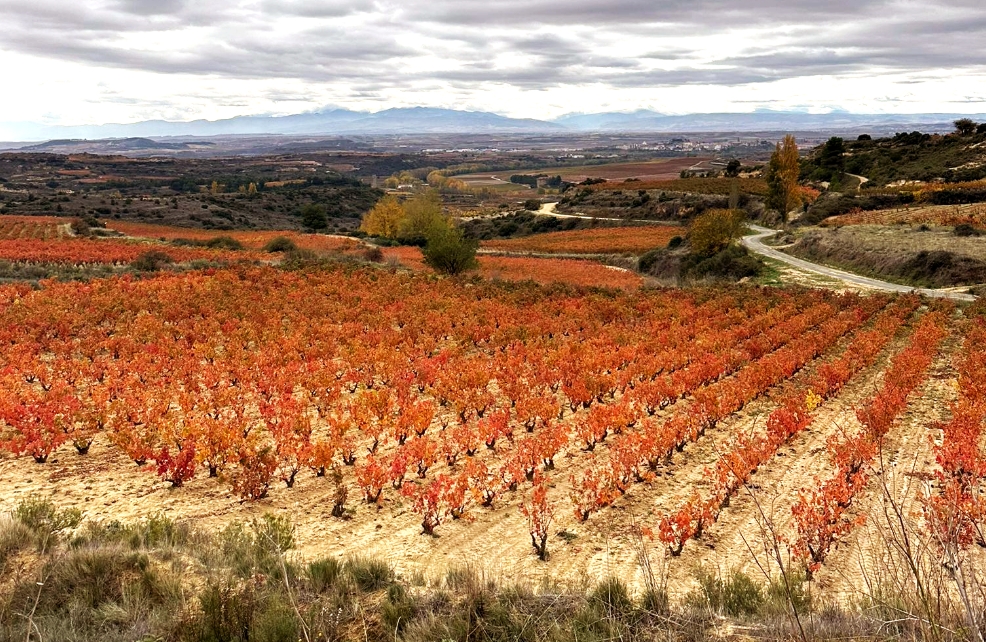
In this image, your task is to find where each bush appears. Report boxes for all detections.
[263,236,297,253]
[69,218,91,237]
[251,514,294,558]
[589,577,634,616]
[692,569,764,617]
[637,247,684,279]
[195,581,259,641]
[308,558,342,593]
[0,515,34,565]
[14,497,82,550]
[765,571,811,616]
[205,236,245,250]
[639,587,669,615]
[381,583,415,633]
[681,245,763,281]
[421,222,478,275]
[217,513,294,579]
[688,209,746,257]
[123,513,192,550]
[363,246,384,262]
[131,250,175,272]
[345,556,393,592]
[638,249,663,273]
[523,199,542,211]
[300,204,328,230]
[954,223,982,237]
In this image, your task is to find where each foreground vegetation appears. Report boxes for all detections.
[1,498,982,642]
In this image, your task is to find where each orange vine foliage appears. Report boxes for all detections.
[482,226,681,255]
[106,220,363,253]
[0,260,907,544]
[0,216,69,240]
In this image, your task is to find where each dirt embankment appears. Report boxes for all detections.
[787,225,986,289]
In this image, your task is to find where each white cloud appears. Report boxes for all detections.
[0,0,984,135]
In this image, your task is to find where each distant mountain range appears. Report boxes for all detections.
[3,107,986,143]
[553,110,986,132]
[0,107,563,142]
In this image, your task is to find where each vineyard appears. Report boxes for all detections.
[106,220,364,253]
[383,245,645,289]
[0,215,644,288]
[0,215,266,265]
[0,215,72,240]
[481,226,681,255]
[585,177,769,196]
[0,238,250,265]
[0,261,981,603]
[820,203,986,227]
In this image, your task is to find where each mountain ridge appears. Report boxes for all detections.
[3,107,986,143]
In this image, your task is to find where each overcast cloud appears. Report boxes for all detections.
[1,0,985,130]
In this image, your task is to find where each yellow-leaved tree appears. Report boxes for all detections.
[765,134,802,222]
[688,209,747,256]
[360,196,405,238]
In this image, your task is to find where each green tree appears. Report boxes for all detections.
[725,159,741,177]
[954,118,978,136]
[301,204,328,230]
[818,136,846,180]
[398,190,444,244]
[421,219,478,275]
[765,135,801,222]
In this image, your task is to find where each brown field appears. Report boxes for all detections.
[458,157,712,190]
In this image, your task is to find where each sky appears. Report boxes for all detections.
[2,0,986,130]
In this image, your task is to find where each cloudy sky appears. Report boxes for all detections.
[2,0,986,128]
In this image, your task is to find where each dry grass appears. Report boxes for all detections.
[1,498,982,642]
[787,225,986,287]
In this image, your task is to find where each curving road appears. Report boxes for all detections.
[742,224,977,302]
[536,202,671,224]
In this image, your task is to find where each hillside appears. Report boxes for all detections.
[0,152,383,231]
[801,128,986,186]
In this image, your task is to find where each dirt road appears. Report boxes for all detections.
[536,202,669,224]
[742,224,976,301]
